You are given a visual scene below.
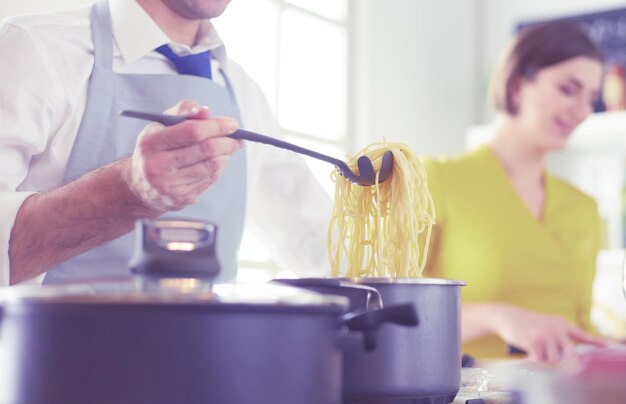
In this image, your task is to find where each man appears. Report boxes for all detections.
[0,0,331,285]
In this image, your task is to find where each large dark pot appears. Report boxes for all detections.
[275,278,465,404]
[0,281,416,404]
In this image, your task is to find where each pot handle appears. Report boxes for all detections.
[342,303,418,351]
[271,278,383,310]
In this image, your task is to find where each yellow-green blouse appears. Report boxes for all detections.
[421,145,601,359]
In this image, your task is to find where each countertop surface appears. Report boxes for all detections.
[453,347,626,404]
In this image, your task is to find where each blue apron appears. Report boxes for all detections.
[44,0,246,284]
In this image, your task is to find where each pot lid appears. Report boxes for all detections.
[0,279,349,310]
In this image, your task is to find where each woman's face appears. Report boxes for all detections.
[513,56,603,152]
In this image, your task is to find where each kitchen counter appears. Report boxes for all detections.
[453,392,515,404]
[453,366,518,404]
[453,347,626,404]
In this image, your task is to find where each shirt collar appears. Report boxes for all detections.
[108,0,227,65]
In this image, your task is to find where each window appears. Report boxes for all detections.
[213,0,351,281]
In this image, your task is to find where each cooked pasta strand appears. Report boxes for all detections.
[327,142,435,278]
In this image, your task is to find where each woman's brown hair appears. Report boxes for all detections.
[489,20,605,114]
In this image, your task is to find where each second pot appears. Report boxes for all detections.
[276,277,465,404]
[344,278,465,403]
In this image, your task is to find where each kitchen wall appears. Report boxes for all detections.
[353,0,626,157]
[353,0,480,157]
[3,0,626,156]
[0,0,89,17]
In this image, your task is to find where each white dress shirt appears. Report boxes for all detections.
[0,0,331,285]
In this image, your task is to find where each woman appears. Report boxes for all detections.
[422,20,608,363]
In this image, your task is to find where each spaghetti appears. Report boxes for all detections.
[327,142,435,278]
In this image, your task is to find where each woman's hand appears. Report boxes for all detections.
[491,304,607,363]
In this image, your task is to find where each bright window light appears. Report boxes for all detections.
[278,8,348,141]
[286,0,348,21]
[214,0,351,281]
[213,0,280,113]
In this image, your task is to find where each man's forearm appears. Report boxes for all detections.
[8,159,161,284]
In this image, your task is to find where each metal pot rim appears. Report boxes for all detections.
[0,281,350,310]
[337,277,466,286]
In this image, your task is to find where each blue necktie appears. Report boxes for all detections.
[155,44,212,80]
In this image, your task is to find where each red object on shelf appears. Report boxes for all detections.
[575,346,626,377]
[603,64,626,111]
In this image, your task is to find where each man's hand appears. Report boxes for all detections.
[9,100,242,283]
[126,100,242,211]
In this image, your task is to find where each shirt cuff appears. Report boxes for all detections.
[0,191,36,286]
